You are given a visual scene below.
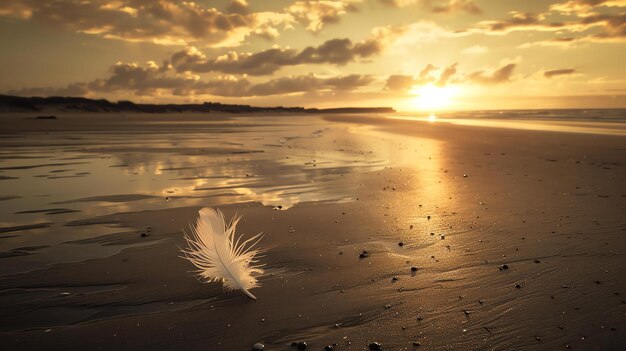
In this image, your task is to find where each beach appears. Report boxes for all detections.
[0,112,624,350]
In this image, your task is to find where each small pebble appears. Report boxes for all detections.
[140,232,148,238]
[411,266,418,272]
[412,341,421,347]
[324,346,334,351]
[297,341,308,350]
[515,283,522,289]
[369,342,382,351]
[398,242,404,247]
[252,343,264,351]
[499,264,509,271]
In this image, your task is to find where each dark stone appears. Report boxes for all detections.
[515,283,522,289]
[369,342,382,350]
[359,252,368,258]
[412,341,421,347]
[500,264,509,270]
[398,242,404,247]
[297,341,307,350]
[411,266,418,272]
[324,346,334,351]
[140,232,148,238]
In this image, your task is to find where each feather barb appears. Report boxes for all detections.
[181,207,264,300]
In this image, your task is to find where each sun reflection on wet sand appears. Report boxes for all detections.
[390,113,626,136]
[0,114,401,272]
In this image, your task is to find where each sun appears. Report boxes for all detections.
[410,84,458,111]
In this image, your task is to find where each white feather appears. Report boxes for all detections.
[181,207,264,300]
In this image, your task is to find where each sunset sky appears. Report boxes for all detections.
[1,0,625,110]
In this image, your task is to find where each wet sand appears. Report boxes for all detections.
[0,113,625,350]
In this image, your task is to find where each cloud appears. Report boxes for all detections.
[8,61,375,98]
[286,0,360,32]
[550,0,626,15]
[516,12,626,47]
[428,0,482,14]
[385,62,517,92]
[227,0,250,15]
[476,10,626,40]
[379,0,481,14]
[385,75,419,91]
[248,74,374,96]
[476,12,556,33]
[385,63,451,91]
[465,64,517,85]
[0,0,294,46]
[544,68,577,78]
[437,63,458,86]
[170,26,405,75]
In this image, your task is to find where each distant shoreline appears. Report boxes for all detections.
[0,95,395,114]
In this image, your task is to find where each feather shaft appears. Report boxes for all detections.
[181,207,264,300]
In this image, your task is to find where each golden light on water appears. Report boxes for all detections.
[411,84,458,111]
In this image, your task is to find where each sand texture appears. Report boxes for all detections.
[0,112,624,350]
